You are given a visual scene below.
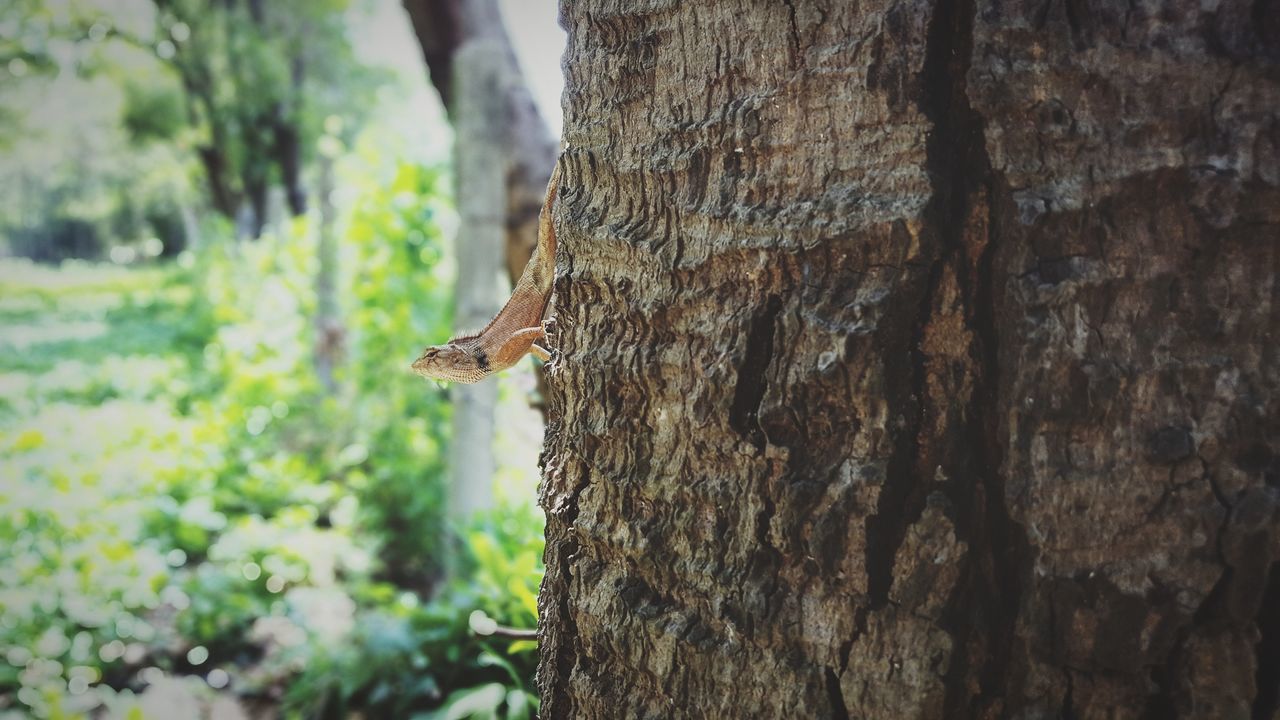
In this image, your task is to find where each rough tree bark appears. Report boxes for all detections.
[538,1,1279,718]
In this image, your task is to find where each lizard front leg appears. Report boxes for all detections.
[493,326,547,367]
[529,317,556,361]
[532,316,560,362]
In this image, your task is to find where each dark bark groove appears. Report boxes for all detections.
[729,295,782,450]
[915,0,1037,715]
[1254,562,1280,719]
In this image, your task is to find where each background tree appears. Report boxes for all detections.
[88,0,380,238]
[0,0,58,143]
[401,0,557,281]
[402,0,558,520]
[538,1,1279,717]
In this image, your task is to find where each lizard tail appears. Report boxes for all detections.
[537,159,563,283]
[534,160,561,294]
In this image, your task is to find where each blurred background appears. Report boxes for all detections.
[0,0,564,717]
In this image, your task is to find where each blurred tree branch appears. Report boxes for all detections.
[74,0,381,239]
[402,0,557,283]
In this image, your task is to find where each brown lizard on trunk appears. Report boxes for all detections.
[411,161,560,383]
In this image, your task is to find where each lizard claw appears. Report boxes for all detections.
[542,317,558,335]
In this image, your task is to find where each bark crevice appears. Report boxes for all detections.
[781,0,802,63]
[862,264,932,612]
[914,0,1036,713]
[729,295,782,450]
[545,462,590,719]
[1253,561,1280,719]
[824,666,851,720]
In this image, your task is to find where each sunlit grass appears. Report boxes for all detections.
[0,258,166,296]
[0,267,195,376]
[0,319,112,349]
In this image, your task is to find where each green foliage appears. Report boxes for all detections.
[0,156,545,718]
[344,161,455,584]
[0,0,59,145]
[121,78,186,145]
[270,499,544,719]
[100,0,387,230]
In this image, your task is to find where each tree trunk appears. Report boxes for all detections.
[402,0,560,520]
[401,0,557,288]
[538,1,1279,718]
[274,54,307,217]
[447,33,508,518]
[314,153,343,394]
[242,170,268,240]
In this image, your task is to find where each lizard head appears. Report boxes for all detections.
[411,343,484,384]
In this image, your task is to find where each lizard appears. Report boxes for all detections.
[411,161,561,384]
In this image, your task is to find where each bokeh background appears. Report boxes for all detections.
[0,1,564,717]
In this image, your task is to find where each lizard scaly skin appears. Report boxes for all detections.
[411,162,560,383]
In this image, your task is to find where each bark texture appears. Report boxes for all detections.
[538,1,1280,718]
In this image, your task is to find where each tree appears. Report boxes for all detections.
[401,0,557,519]
[88,0,378,238]
[0,0,58,144]
[537,1,1279,718]
[401,0,557,281]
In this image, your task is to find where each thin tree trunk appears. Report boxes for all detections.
[401,0,557,288]
[275,55,307,217]
[196,144,237,220]
[314,154,342,394]
[178,62,241,222]
[179,202,201,253]
[447,35,506,519]
[402,0,559,520]
[243,172,267,240]
[537,1,1280,718]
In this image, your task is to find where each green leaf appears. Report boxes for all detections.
[505,640,537,656]
[505,689,531,720]
[417,682,507,720]
[478,651,522,687]
[11,429,45,451]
